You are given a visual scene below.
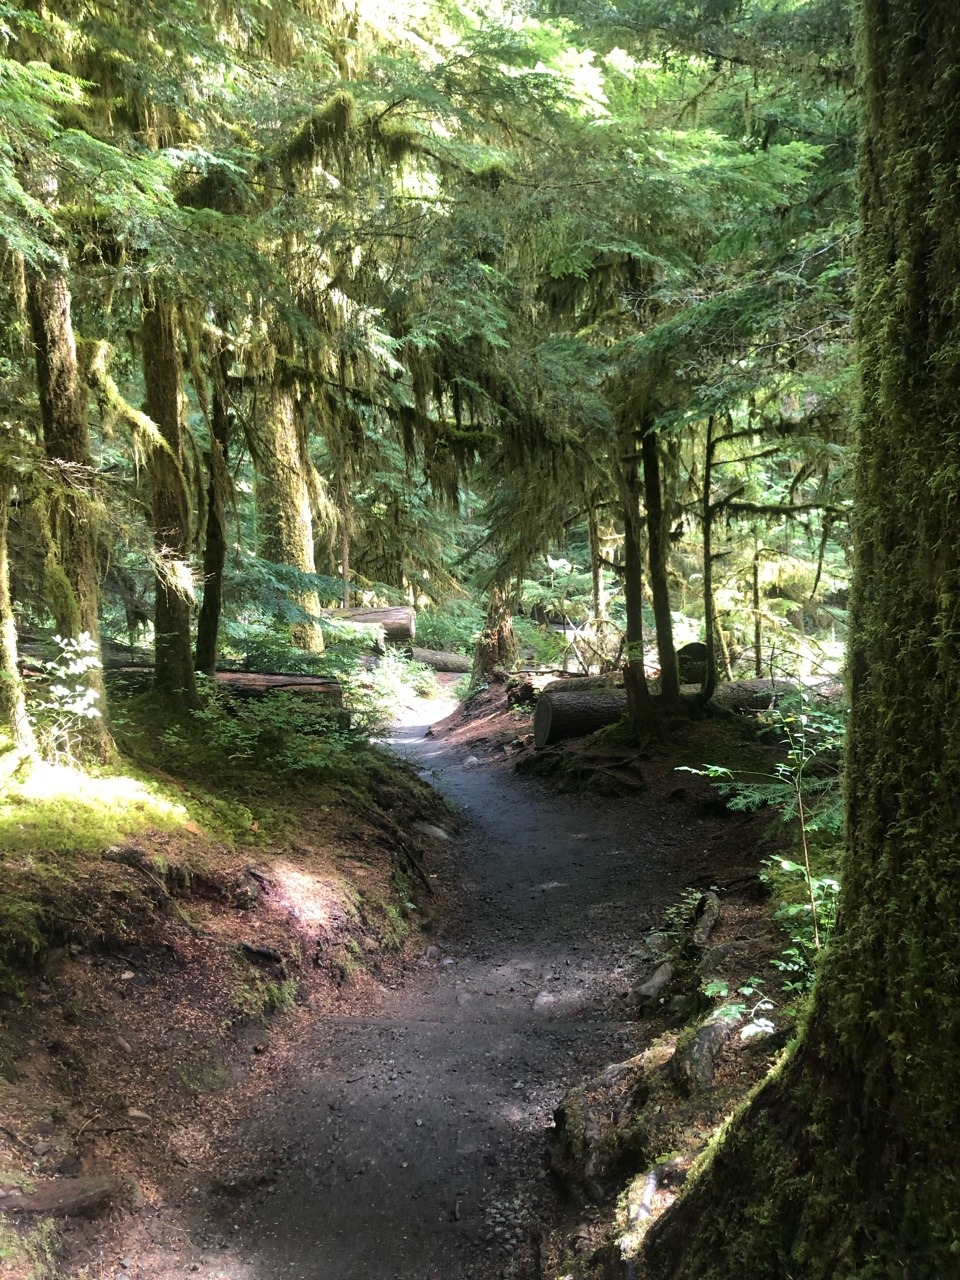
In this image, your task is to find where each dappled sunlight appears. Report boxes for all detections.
[0,759,189,856]
[272,862,350,933]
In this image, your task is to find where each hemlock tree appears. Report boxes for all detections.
[642,3,960,1275]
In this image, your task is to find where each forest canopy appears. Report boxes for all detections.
[0,0,854,743]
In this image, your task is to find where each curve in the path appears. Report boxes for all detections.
[218,699,698,1280]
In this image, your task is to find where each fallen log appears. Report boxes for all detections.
[404,646,472,673]
[110,667,343,708]
[321,606,415,641]
[534,689,628,748]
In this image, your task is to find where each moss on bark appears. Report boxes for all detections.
[142,287,200,711]
[251,382,324,654]
[641,5,960,1276]
[26,263,113,759]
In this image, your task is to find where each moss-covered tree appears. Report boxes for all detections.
[142,286,200,711]
[26,260,114,757]
[642,3,960,1274]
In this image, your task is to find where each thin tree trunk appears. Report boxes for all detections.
[0,477,38,755]
[142,286,200,711]
[643,5,960,1273]
[753,543,763,677]
[26,263,113,757]
[252,382,324,653]
[641,427,679,706]
[341,525,351,608]
[195,335,232,678]
[697,416,719,706]
[618,424,655,732]
[587,501,606,622]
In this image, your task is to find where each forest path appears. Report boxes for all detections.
[214,691,702,1280]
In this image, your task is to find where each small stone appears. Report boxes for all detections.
[463,755,480,768]
[424,945,441,961]
[120,971,135,981]
[127,1109,151,1121]
[117,1037,133,1054]
[630,961,674,1009]
[412,822,451,841]
[33,1141,53,1156]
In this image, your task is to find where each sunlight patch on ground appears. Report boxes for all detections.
[0,759,189,856]
[272,863,350,932]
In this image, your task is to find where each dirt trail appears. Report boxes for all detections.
[200,693,711,1280]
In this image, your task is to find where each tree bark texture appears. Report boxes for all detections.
[0,478,38,754]
[26,263,113,756]
[473,583,518,679]
[642,427,679,705]
[696,416,719,706]
[643,6,960,1275]
[534,689,627,748]
[252,382,324,653]
[142,287,200,711]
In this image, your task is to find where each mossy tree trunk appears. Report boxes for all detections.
[26,263,113,758]
[643,5,960,1275]
[251,382,324,654]
[142,287,200,711]
[0,476,38,755]
[473,582,518,680]
[194,334,232,678]
[641,427,679,707]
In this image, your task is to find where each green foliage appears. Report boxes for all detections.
[415,601,486,654]
[162,691,358,779]
[25,633,103,761]
[681,688,845,989]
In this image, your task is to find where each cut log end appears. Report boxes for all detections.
[534,689,629,748]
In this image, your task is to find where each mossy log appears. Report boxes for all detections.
[322,606,415,641]
[534,689,628,748]
[405,646,471,672]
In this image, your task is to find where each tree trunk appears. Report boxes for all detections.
[142,286,200,711]
[534,689,627,748]
[252,382,324,653]
[473,583,518,679]
[195,330,232,678]
[642,5,960,1274]
[587,501,607,622]
[642,427,679,706]
[697,416,719,706]
[617,424,656,732]
[26,263,113,757]
[753,542,763,677]
[0,477,38,755]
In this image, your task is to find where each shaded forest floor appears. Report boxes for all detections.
[0,678,798,1279]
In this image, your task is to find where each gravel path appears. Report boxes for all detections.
[215,693,703,1279]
